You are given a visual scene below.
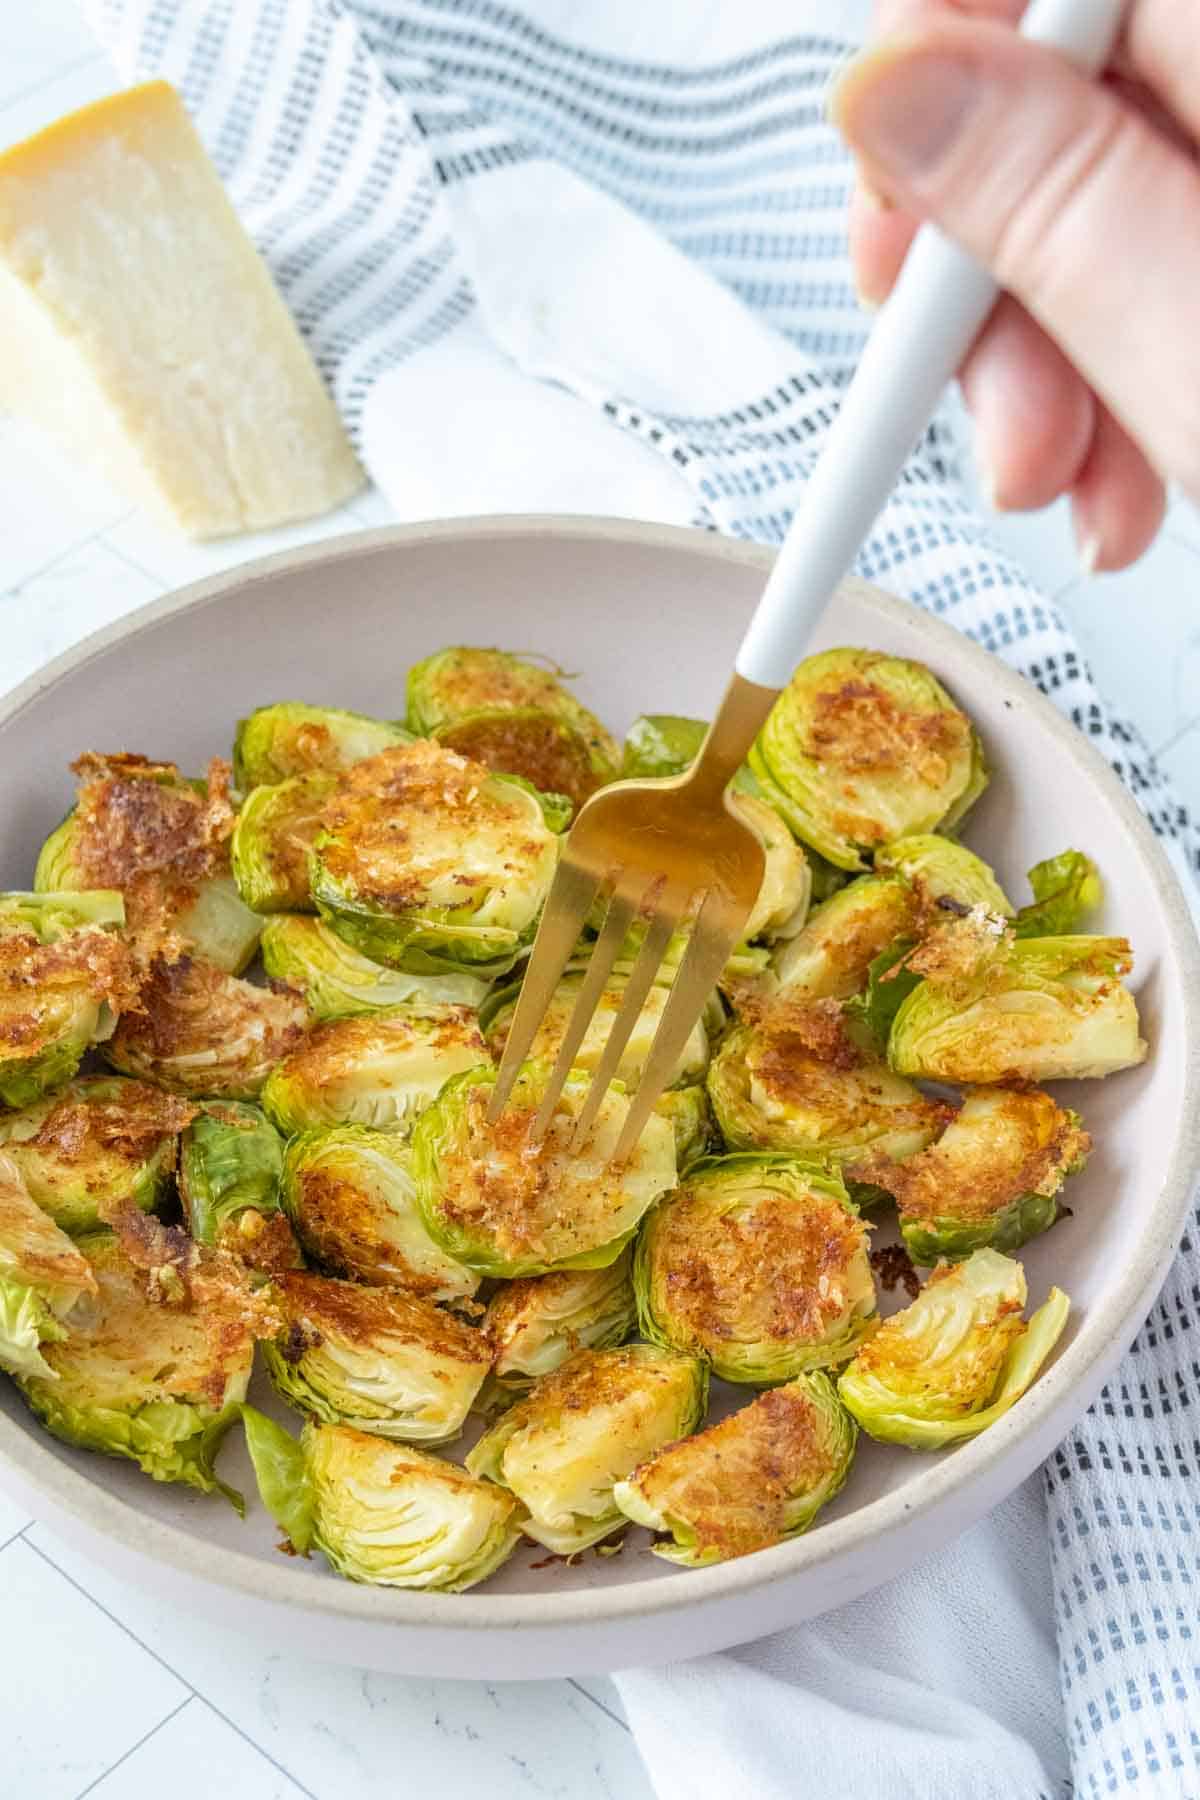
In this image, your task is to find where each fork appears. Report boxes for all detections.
[490,0,1127,1163]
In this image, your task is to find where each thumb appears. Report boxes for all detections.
[832,20,1200,500]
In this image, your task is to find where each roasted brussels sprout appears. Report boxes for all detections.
[262,1004,488,1137]
[0,1152,98,1378]
[614,1372,855,1564]
[259,914,490,1020]
[466,1343,707,1553]
[481,970,711,1093]
[310,741,558,977]
[179,1102,300,1272]
[887,915,1147,1082]
[707,1003,947,1168]
[1014,850,1102,938]
[106,953,309,1098]
[412,1061,677,1278]
[406,646,620,808]
[875,833,1014,918]
[230,771,337,914]
[264,1269,491,1442]
[621,713,709,780]
[0,889,124,937]
[653,1083,714,1170]
[280,1124,479,1301]
[0,1077,190,1234]
[241,1407,522,1589]
[18,1229,255,1498]
[749,649,985,869]
[0,905,137,1109]
[483,1248,637,1400]
[636,1155,875,1382]
[838,1248,1070,1448]
[35,754,261,972]
[735,791,812,943]
[770,874,917,1000]
[852,1087,1091,1265]
[233,702,412,789]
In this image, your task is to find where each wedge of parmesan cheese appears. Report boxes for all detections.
[0,81,364,539]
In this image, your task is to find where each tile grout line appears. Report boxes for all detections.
[73,1694,195,1800]
[1152,713,1200,761]
[0,1522,32,1555]
[0,519,133,602]
[99,536,173,590]
[20,1532,320,1800]
[566,1677,632,1735]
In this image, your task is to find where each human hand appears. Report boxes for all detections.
[832,1,1200,571]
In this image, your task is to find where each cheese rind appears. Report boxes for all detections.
[0,81,364,538]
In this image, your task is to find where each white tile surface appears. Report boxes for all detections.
[0,6,1198,1798]
[0,1537,187,1797]
[86,1698,309,1800]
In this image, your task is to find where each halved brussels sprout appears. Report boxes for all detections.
[735,791,812,943]
[1014,850,1102,938]
[614,1371,856,1564]
[653,1083,714,1170]
[18,1229,255,1498]
[406,647,620,808]
[749,649,985,869]
[0,1152,98,1378]
[264,1269,491,1442]
[260,914,491,1020]
[0,912,137,1110]
[888,916,1147,1083]
[707,1006,947,1168]
[483,1248,637,1400]
[0,890,125,938]
[179,1102,300,1272]
[771,874,917,1000]
[636,1155,875,1382]
[853,1087,1091,1264]
[412,1061,677,1278]
[241,1407,522,1590]
[310,741,558,977]
[35,754,261,972]
[280,1125,479,1301]
[230,772,338,914]
[233,702,412,789]
[262,1004,488,1137]
[481,970,711,1094]
[838,1248,1070,1448]
[0,1077,190,1234]
[875,834,1014,918]
[466,1343,707,1554]
[106,953,309,1098]
[621,713,708,780]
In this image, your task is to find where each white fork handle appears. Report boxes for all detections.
[734,0,1127,691]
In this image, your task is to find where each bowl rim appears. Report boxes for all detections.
[1,511,1197,1633]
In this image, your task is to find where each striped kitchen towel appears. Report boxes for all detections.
[84,2,1200,1795]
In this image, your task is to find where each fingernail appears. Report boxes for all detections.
[1077,533,1103,576]
[832,43,978,181]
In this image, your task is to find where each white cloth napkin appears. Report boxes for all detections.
[84,3,1200,1796]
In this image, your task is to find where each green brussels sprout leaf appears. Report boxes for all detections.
[241,1404,315,1552]
[1014,851,1103,939]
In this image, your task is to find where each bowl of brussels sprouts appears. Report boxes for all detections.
[0,514,1195,1679]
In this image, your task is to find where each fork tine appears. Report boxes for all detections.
[528,885,638,1142]
[570,900,683,1151]
[488,859,602,1121]
[612,889,737,1164]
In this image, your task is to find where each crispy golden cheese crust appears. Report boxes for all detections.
[779,882,917,999]
[504,1344,678,1425]
[275,1006,485,1089]
[0,1154,98,1296]
[851,1088,1091,1226]
[848,1261,1026,1409]
[108,953,308,1086]
[29,1082,195,1164]
[0,927,139,1056]
[436,1082,652,1266]
[437,714,595,808]
[317,740,548,911]
[271,1268,489,1365]
[802,668,973,847]
[632,1385,833,1561]
[53,1214,272,1409]
[649,1179,869,1351]
[70,753,237,946]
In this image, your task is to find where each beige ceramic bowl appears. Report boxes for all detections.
[0,517,1196,1680]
